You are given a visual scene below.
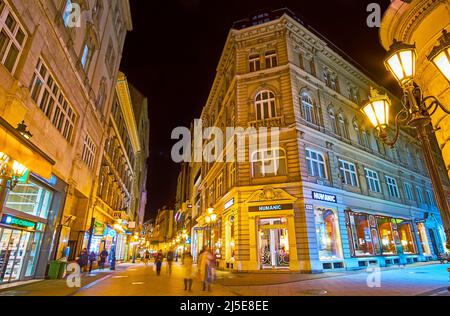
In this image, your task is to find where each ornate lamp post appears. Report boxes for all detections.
[0,152,28,212]
[361,40,450,250]
[205,206,217,249]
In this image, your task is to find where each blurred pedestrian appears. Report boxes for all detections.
[99,249,108,270]
[78,248,89,272]
[198,247,213,291]
[88,251,96,273]
[144,250,150,266]
[167,248,174,275]
[182,251,194,292]
[155,249,163,276]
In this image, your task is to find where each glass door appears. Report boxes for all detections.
[258,218,290,269]
[0,228,13,283]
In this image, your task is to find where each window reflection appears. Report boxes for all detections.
[395,219,416,254]
[349,213,374,256]
[315,208,342,259]
[377,217,396,255]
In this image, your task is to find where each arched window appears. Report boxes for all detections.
[314,208,343,259]
[301,93,315,124]
[251,148,287,177]
[255,90,276,120]
[328,107,339,135]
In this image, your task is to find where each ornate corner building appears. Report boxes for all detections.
[187,8,449,273]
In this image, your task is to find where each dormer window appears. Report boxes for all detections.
[265,50,277,68]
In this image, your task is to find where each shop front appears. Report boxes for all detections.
[344,210,420,266]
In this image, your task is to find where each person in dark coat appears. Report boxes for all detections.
[88,251,96,273]
[155,250,163,276]
[99,249,108,270]
[78,248,89,272]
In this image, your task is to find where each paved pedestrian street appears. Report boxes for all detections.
[0,262,448,296]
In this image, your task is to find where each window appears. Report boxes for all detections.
[349,86,359,103]
[30,58,77,142]
[314,208,343,260]
[394,219,417,254]
[306,149,326,179]
[377,217,396,255]
[81,134,96,169]
[5,180,53,219]
[347,212,375,256]
[92,0,103,22]
[96,77,107,111]
[330,75,339,92]
[251,148,287,177]
[301,93,315,124]
[228,163,236,188]
[0,1,26,73]
[264,50,277,68]
[404,182,414,201]
[426,190,436,207]
[105,39,116,76]
[216,174,223,199]
[81,42,94,70]
[386,176,400,198]
[63,0,73,27]
[298,52,304,69]
[255,90,276,120]
[416,186,425,204]
[338,113,348,139]
[338,159,358,187]
[416,223,432,256]
[248,54,260,72]
[365,168,381,193]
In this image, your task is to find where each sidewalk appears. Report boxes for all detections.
[0,263,131,296]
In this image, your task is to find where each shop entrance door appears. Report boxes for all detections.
[428,229,439,256]
[0,228,32,283]
[258,218,289,269]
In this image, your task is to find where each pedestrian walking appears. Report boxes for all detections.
[77,248,89,272]
[182,251,194,292]
[166,248,174,275]
[99,249,108,270]
[144,250,150,266]
[155,249,163,276]
[198,247,213,291]
[110,249,116,270]
[88,251,96,273]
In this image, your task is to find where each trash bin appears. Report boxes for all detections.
[48,261,61,279]
[58,261,68,278]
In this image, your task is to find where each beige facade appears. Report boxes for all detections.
[380,0,450,178]
[190,9,448,273]
[0,0,132,271]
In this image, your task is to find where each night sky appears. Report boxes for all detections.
[119,0,397,220]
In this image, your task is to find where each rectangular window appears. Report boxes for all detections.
[386,176,400,198]
[404,182,414,201]
[228,163,236,188]
[425,190,436,207]
[347,212,374,256]
[216,174,223,199]
[338,159,358,187]
[265,50,277,68]
[81,43,92,70]
[248,54,260,72]
[81,134,96,169]
[30,58,76,142]
[105,39,116,76]
[0,1,26,73]
[252,149,287,177]
[416,186,425,204]
[365,168,381,193]
[306,149,326,179]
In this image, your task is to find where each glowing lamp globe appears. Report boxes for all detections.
[361,88,392,130]
[428,30,450,83]
[384,40,416,86]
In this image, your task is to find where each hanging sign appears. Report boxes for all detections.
[93,220,105,236]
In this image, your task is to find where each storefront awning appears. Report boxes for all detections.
[0,118,54,179]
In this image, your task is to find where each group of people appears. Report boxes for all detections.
[146,247,216,292]
[77,248,110,273]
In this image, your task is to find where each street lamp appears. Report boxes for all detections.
[428,29,450,83]
[361,40,450,250]
[205,206,217,249]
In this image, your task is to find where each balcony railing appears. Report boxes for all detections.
[248,116,284,128]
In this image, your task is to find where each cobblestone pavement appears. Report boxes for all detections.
[0,261,448,296]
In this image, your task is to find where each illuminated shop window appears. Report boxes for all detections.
[377,217,396,255]
[314,208,343,260]
[394,219,417,255]
[416,223,431,256]
[348,212,374,256]
[5,180,53,219]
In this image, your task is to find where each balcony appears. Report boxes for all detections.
[248,116,284,128]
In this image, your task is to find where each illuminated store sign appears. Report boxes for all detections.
[224,198,234,210]
[312,191,337,203]
[1,215,36,230]
[248,204,293,212]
